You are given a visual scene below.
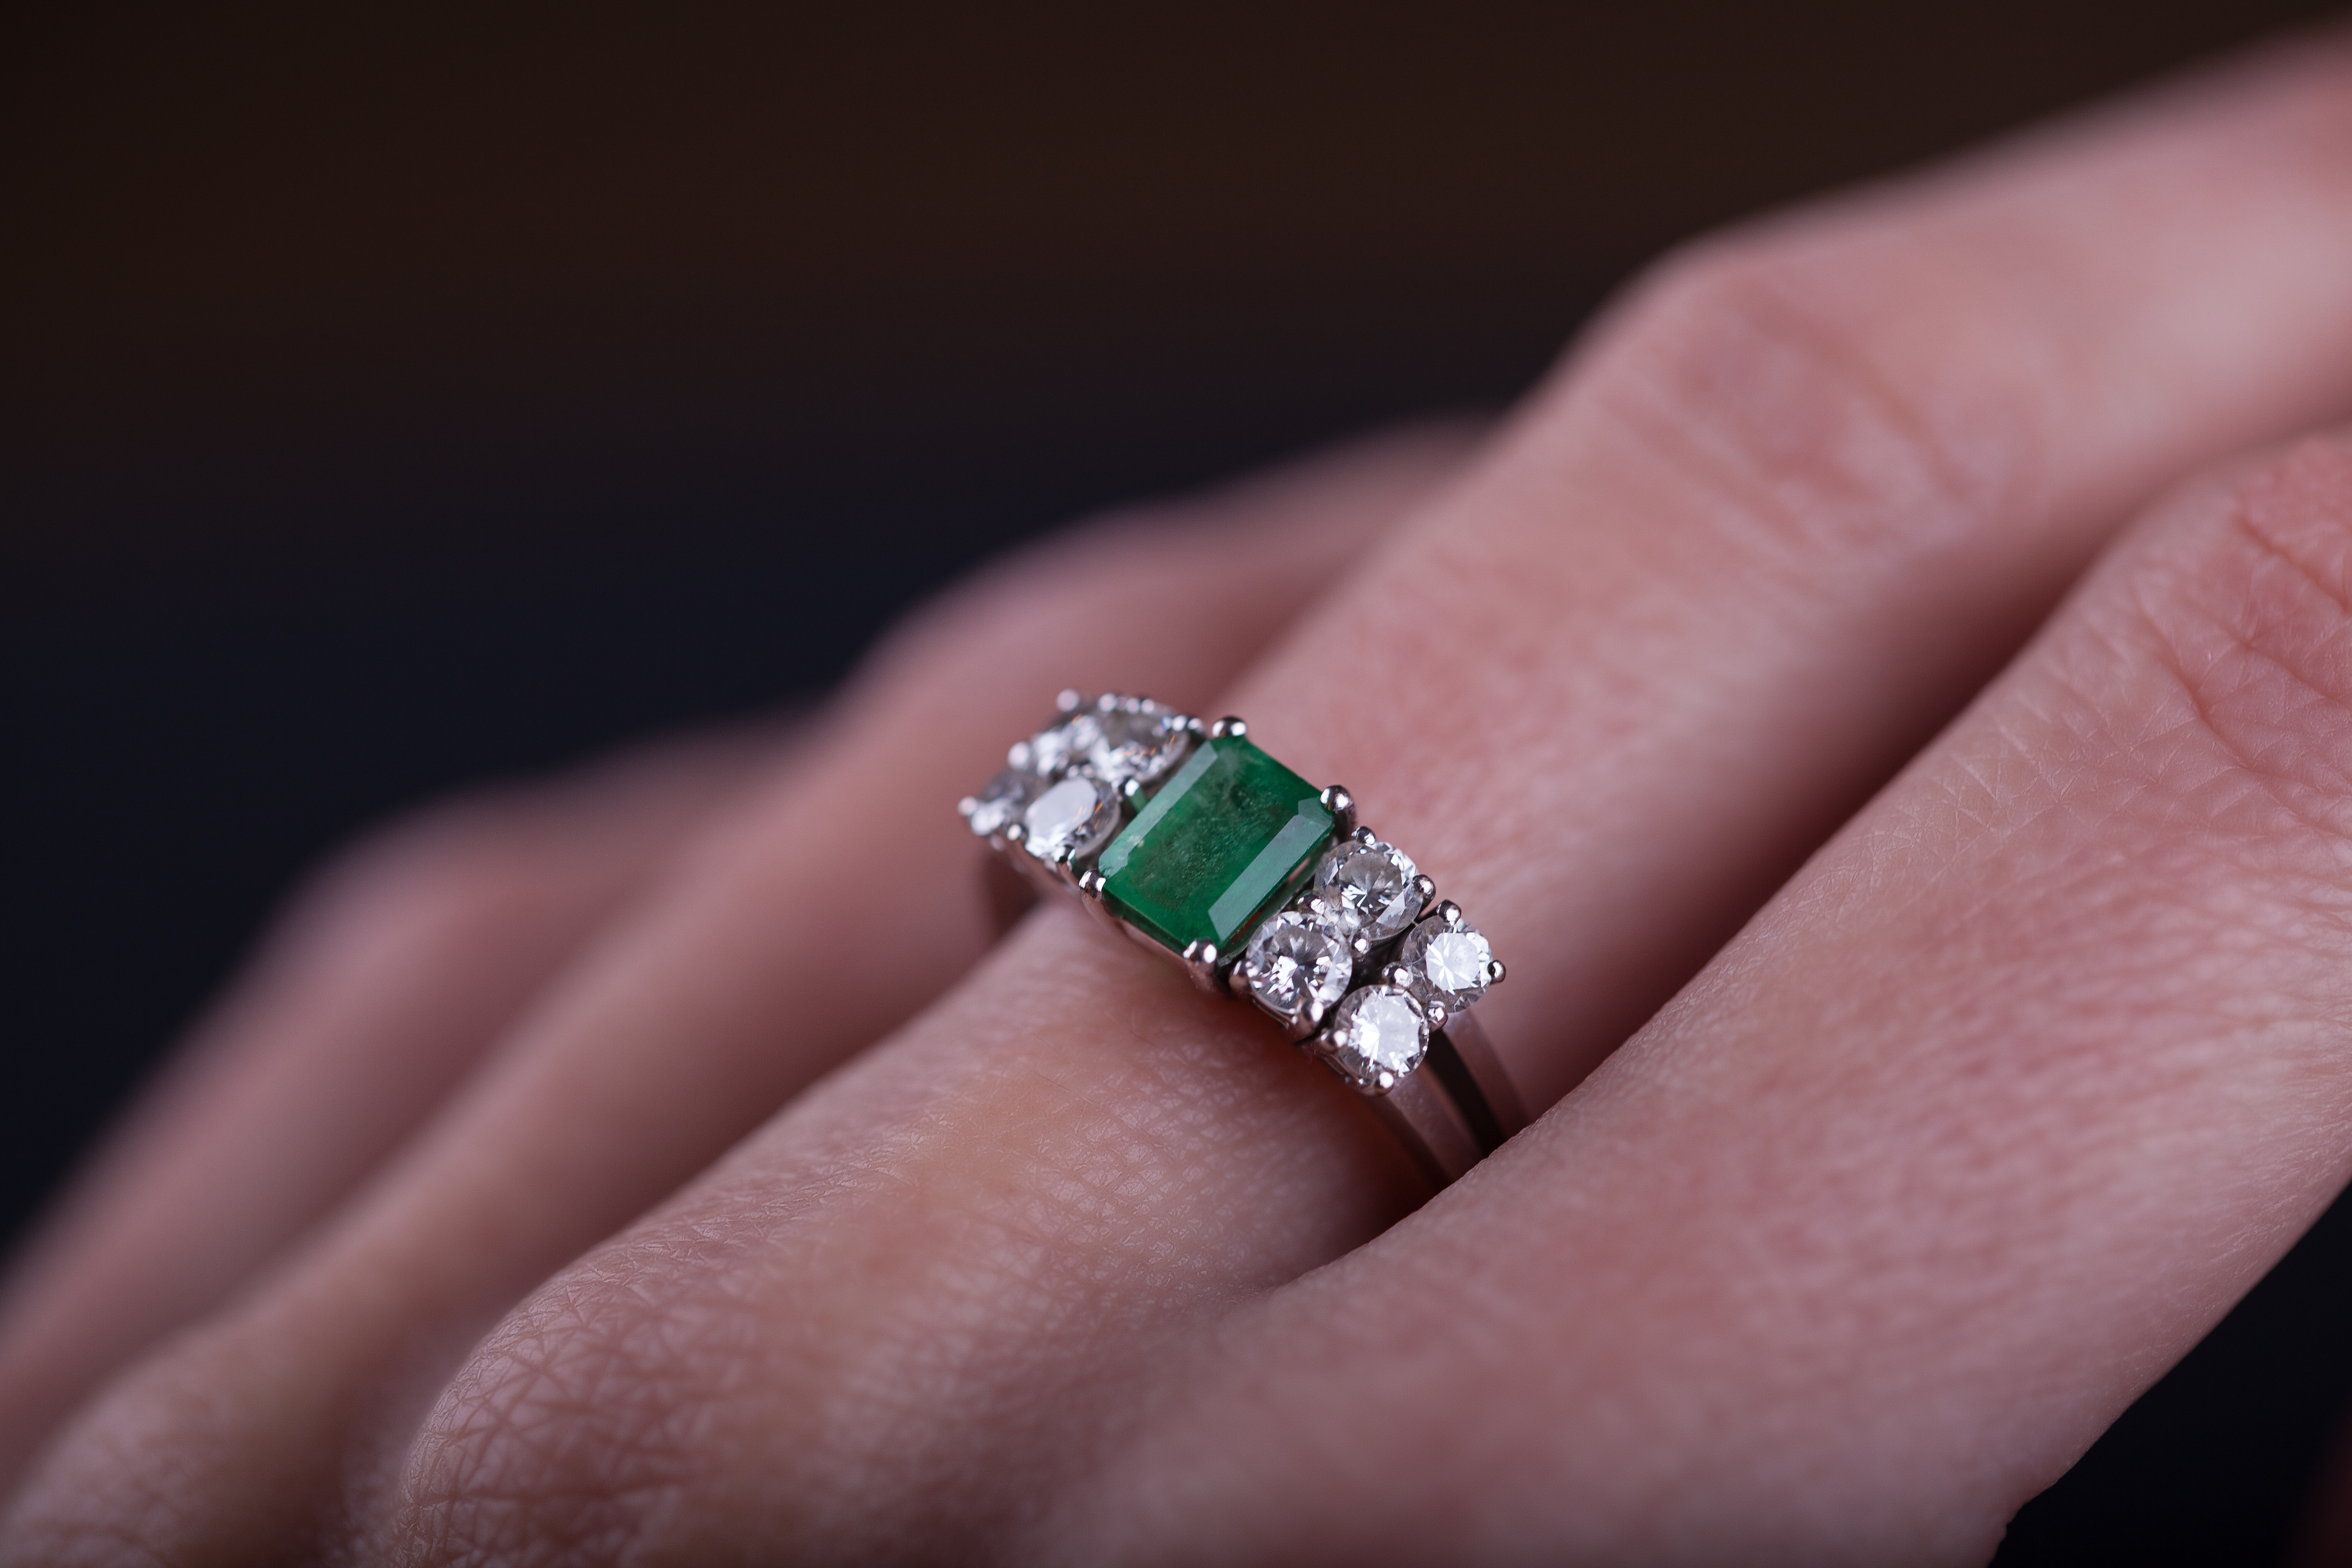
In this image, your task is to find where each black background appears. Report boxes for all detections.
[5,3,2350,1558]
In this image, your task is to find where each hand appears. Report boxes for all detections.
[6,32,2352,1565]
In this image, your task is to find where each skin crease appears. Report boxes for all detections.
[10,33,2352,1568]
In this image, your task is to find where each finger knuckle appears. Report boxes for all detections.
[1588,235,2047,573]
[1,1326,281,1565]
[391,1240,777,1564]
[298,797,580,972]
[2087,438,2352,847]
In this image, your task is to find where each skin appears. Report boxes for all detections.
[8,29,2352,1566]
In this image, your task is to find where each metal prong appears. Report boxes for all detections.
[1075,868,1109,903]
[1002,821,1027,847]
[1179,940,1227,996]
[1318,784,1357,837]
[1056,689,1083,713]
[1382,962,1415,990]
[1353,825,1377,847]
[1098,691,1124,712]
[1436,899,1464,926]
[1209,715,1248,740]
[1411,874,1436,915]
[1488,959,1506,985]
[1119,777,1145,805]
[1238,970,1319,1042]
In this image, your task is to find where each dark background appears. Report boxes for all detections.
[5,3,2349,1559]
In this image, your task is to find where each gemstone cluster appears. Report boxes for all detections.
[960,691,1502,1099]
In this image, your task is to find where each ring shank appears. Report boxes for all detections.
[1369,1067,1485,1186]
[1372,1013,1524,1188]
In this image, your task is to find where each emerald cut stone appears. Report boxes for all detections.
[1097,737,1333,956]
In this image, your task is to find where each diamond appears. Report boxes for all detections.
[961,765,1039,838]
[1312,834,1424,943]
[1085,700,1193,786]
[1097,736,1334,954]
[1020,712,1103,780]
[1239,910,1354,1025]
[1324,984,1429,1091]
[1400,912,1494,1016]
[1021,774,1122,864]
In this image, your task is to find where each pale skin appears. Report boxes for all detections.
[8,33,2352,1566]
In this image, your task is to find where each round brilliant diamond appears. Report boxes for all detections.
[1022,774,1122,863]
[1239,911,1354,1022]
[1312,836,1424,943]
[962,766,1039,838]
[1086,703,1191,785]
[1325,984,1429,1089]
[1022,713,1104,780]
[1401,916,1495,1012]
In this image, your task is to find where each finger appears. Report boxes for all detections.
[1068,434,2352,1563]
[320,35,2352,1563]
[1266,31,2352,1112]
[0,422,1475,1544]
[0,725,777,1489]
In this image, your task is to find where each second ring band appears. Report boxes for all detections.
[959,691,1525,1184]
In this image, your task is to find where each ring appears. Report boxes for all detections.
[959,691,1526,1184]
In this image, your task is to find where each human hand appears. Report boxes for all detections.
[6,33,2352,1565]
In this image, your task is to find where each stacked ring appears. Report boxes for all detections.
[959,690,1525,1184]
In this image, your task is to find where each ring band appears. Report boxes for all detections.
[959,691,1524,1184]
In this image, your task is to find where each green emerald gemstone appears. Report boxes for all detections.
[1097,735,1334,957]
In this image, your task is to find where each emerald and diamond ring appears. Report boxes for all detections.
[960,690,1524,1184]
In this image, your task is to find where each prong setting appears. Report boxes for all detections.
[958,689,1508,1160]
[1179,939,1228,996]
[1318,784,1357,837]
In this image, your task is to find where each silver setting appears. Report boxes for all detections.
[960,689,1514,1184]
[1318,784,1358,838]
[1179,939,1227,996]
